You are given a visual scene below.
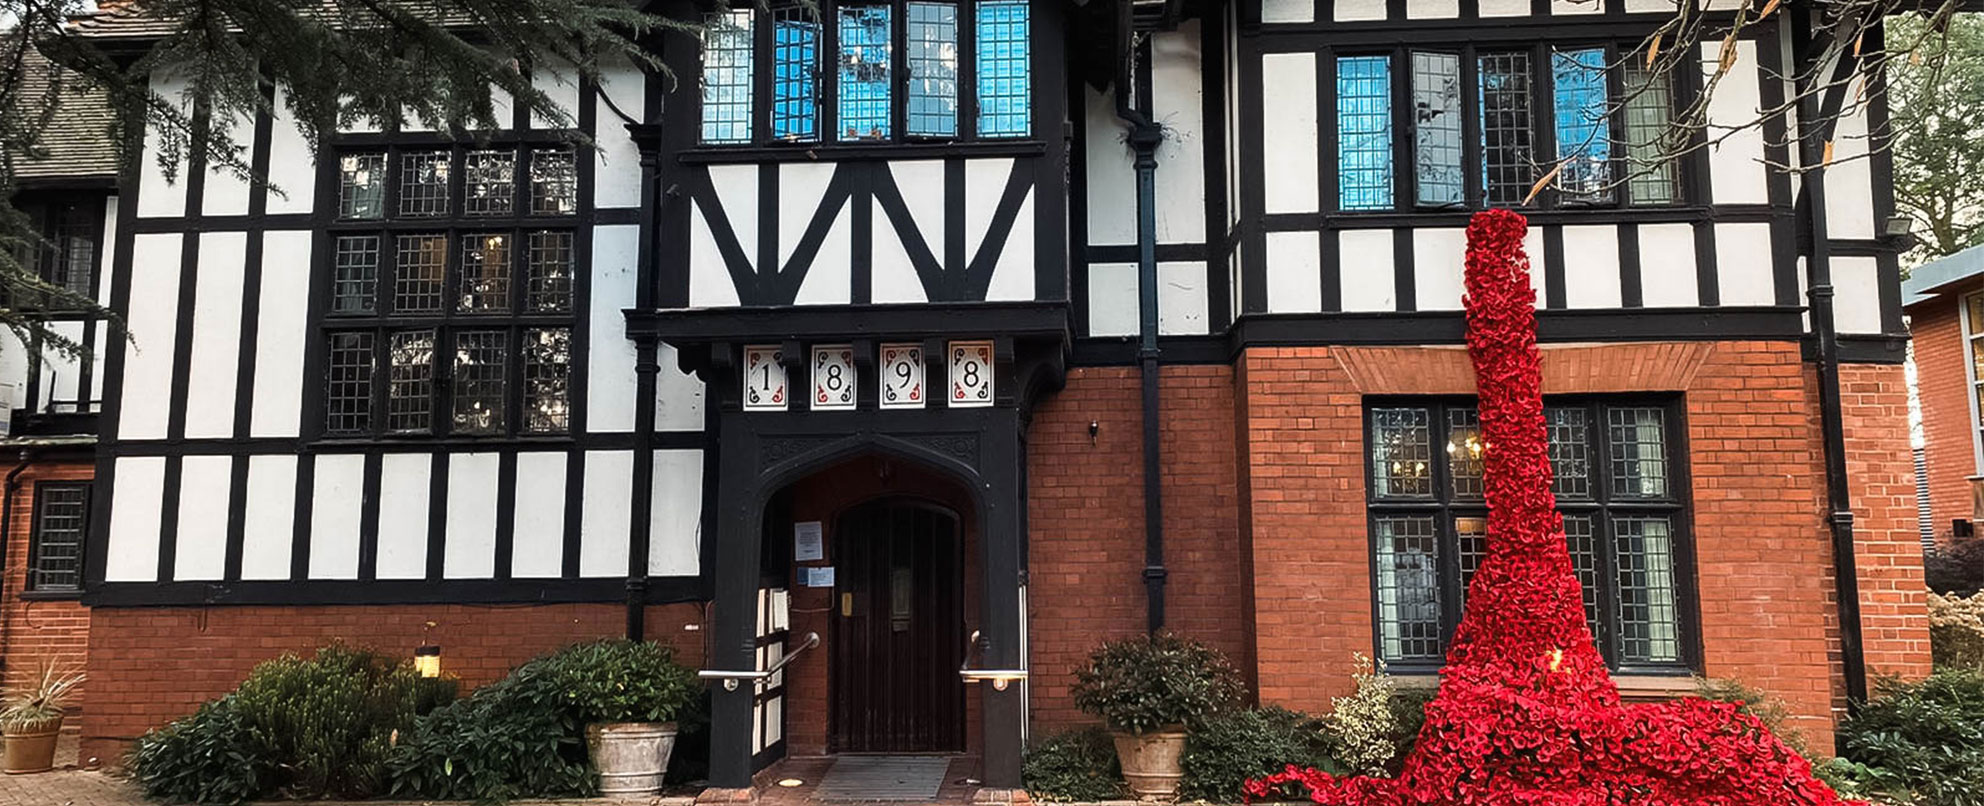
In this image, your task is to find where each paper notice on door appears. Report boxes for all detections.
[805,566,836,588]
[794,521,824,562]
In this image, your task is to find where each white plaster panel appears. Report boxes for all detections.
[792,204,853,305]
[871,213,928,304]
[0,330,24,413]
[1478,0,1530,15]
[966,159,1016,258]
[202,110,254,217]
[708,164,759,272]
[1339,229,1395,312]
[1551,0,1603,13]
[1413,228,1467,311]
[445,452,500,579]
[1159,261,1210,335]
[1407,0,1461,18]
[1834,256,1884,334]
[250,231,312,437]
[1153,25,1207,243]
[1562,225,1624,309]
[690,204,744,307]
[1826,105,1876,240]
[512,452,568,578]
[891,160,946,268]
[375,453,431,580]
[1705,41,1768,205]
[185,232,247,439]
[119,233,182,440]
[1260,53,1320,214]
[1261,0,1314,23]
[531,59,584,130]
[137,73,189,218]
[1085,89,1137,246]
[657,342,708,431]
[309,453,365,580]
[983,193,1037,302]
[240,454,296,580]
[581,451,634,577]
[265,86,318,215]
[589,224,640,431]
[594,58,646,210]
[1266,231,1323,314]
[780,162,842,270]
[1087,263,1138,337]
[173,454,233,581]
[105,456,167,582]
[649,449,705,577]
[1714,222,1777,306]
[1334,0,1388,21]
[1637,224,1700,307]
[1624,0,1678,11]
[34,322,83,412]
[1525,225,1548,307]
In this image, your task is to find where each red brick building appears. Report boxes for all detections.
[1904,246,1984,549]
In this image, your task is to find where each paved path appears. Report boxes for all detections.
[0,770,700,806]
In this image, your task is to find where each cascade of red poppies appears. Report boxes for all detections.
[1244,209,1857,806]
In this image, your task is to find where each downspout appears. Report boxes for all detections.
[1790,5,1868,709]
[1113,1,1168,634]
[625,131,665,642]
[0,450,36,682]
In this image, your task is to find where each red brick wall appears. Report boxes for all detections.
[82,602,706,766]
[1839,362,1935,684]
[0,461,93,707]
[1024,366,1248,734]
[1912,291,1977,543]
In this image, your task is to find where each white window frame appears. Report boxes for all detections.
[1962,291,1984,473]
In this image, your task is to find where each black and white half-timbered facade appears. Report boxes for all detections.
[34,0,1934,791]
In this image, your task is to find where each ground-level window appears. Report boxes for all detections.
[28,482,89,593]
[1367,398,1694,673]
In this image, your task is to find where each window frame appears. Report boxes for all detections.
[696,0,1035,148]
[1964,292,1984,474]
[26,481,90,596]
[1332,40,1688,215]
[313,137,583,444]
[1362,395,1701,676]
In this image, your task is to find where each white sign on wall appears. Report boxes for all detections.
[948,341,994,408]
[811,345,856,411]
[743,346,788,411]
[879,343,925,409]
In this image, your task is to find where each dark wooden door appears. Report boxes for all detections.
[830,501,966,753]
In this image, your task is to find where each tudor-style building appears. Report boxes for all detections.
[2,0,1934,791]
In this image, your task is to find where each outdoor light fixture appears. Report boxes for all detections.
[414,645,442,678]
[1883,215,1920,252]
[777,779,806,788]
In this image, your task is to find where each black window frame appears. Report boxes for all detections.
[26,481,90,595]
[693,0,1038,148]
[1363,395,1701,676]
[314,137,582,444]
[1332,40,1691,215]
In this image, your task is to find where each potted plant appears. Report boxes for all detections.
[1,664,83,774]
[1070,632,1243,801]
[551,640,699,795]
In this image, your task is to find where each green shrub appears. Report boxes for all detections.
[129,644,455,804]
[390,639,698,802]
[1022,727,1124,802]
[1837,669,1984,806]
[1319,656,1405,775]
[1070,632,1244,734]
[1180,706,1342,802]
[1383,684,1434,770]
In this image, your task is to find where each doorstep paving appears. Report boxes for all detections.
[0,770,700,806]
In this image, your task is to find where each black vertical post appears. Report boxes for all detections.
[626,132,664,642]
[708,421,762,790]
[980,411,1027,789]
[1131,124,1166,634]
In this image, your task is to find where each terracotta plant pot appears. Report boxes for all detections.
[2,716,62,775]
[585,721,678,795]
[1113,726,1188,801]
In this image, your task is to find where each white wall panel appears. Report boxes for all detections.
[1087,263,1138,337]
[1625,0,1678,11]
[1551,0,1603,13]
[0,331,25,413]
[1267,231,1323,313]
[1407,0,1460,18]
[1525,225,1548,307]
[174,455,233,581]
[1085,89,1136,246]
[251,231,312,437]
[1637,224,1700,307]
[711,163,759,266]
[1835,255,1884,334]
[581,451,634,577]
[1159,261,1210,335]
[119,233,182,440]
[137,74,190,219]
[648,449,704,577]
[983,193,1037,302]
[689,204,744,307]
[308,454,365,580]
[1714,222,1777,305]
[1339,229,1395,312]
[512,451,568,578]
[105,456,167,582]
[1153,25,1207,243]
[202,111,255,217]
[892,161,945,265]
[1261,0,1314,23]
[531,59,584,130]
[34,322,83,411]
[1479,0,1529,15]
[589,224,640,431]
[265,87,317,215]
[445,452,499,579]
[780,162,840,269]
[594,58,646,210]
[1334,0,1387,20]
[185,232,247,439]
[871,213,929,304]
[1826,105,1876,240]
[1562,225,1623,309]
[240,455,297,580]
[1260,53,1319,214]
[966,159,1014,254]
[375,453,431,580]
[92,197,118,407]
[1705,41,1768,205]
[1413,229,1466,311]
[792,205,853,305]
[656,343,708,432]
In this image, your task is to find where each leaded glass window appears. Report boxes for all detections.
[27,482,89,593]
[339,153,386,219]
[702,10,756,144]
[774,8,823,142]
[1413,52,1465,207]
[1478,51,1534,206]
[1623,63,1679,204]
[1368,398,1693,672]
[463,149,516,216]
[906,2,958,137]
[839,5,894,140]
[398,151,451,217]
[1337,55,1393,211]
[1552,48,1612,203]
[975,0,1030,137]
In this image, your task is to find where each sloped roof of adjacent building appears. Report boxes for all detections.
[1902,244,1984,308]
[12,46,118,183]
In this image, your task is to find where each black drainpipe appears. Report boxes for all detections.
[1791,5,1867,709]
[1113,4,1167,634]
[0,449,36,680]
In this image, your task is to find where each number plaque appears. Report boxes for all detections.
[811,345,856,411]
[948,340,993,407]
[879,344,924,409]
[743,346,788,411]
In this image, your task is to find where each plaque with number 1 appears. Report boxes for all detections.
[879,344,924,409]
[743,346,787,411]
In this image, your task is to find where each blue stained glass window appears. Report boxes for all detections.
[838,6,893,141]
[975,0,1030,138]
[1336,56,1393,211]
[906,2,958,137]
[1552,47,1612,203]
[773,9,821,142]
[1412,52,1464,207]
[700,10,755,144]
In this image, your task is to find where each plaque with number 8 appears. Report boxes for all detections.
[879,344,924,409]
[812,345,856,410]
[949,340,993,408]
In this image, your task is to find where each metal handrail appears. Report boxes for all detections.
[958,630,1028,691]
[699,631,820,691]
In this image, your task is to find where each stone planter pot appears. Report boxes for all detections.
[1113,726,1188,801]
[585,721,678,795]
[2,717,62,775]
